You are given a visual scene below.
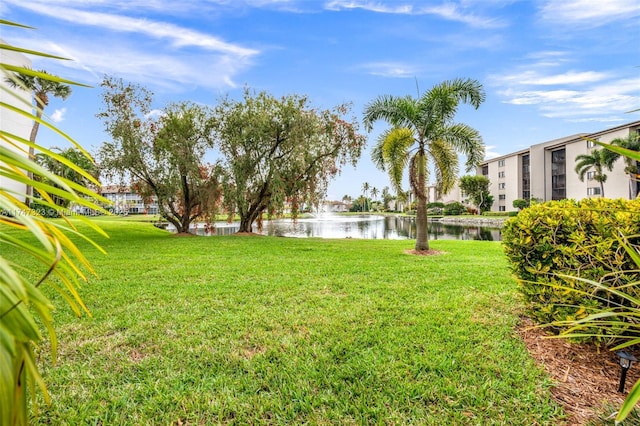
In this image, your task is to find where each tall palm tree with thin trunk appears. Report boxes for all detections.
[6,69,72,204]
[611,133,640,199]
[574,148,619,198]
[361,181,370,212]
[370,187,379,211]
[363,78,485,251]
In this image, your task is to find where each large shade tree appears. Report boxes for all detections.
[574,148,619,198]
[363,78,485,251]
[98,77,221,233]
[5,69,71,204]
[212,89,365,233]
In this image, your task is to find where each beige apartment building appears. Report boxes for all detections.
[478,120,640,212]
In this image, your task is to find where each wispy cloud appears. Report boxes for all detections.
[489,50,640,122]
[4,1,259,90]
[539,0,640,25]
[6,1,258,57]
[498,70,609,86]
[324,0,505,28]
[360,61,420,78]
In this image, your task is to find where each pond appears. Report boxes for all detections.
[181,214,502,241]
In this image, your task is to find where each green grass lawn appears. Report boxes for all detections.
[11,220,563,424]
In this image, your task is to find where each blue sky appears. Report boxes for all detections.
[2,0,639,200]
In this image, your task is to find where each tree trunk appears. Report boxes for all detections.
[238,214,255,233]
[600,180,605,198]
[414,154,429,251]
[26,111,42,206]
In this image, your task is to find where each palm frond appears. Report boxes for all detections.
[429,139,459,194]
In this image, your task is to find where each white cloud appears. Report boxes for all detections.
[6,1,258,57]
[484,145,501,159]
[360,62,419,78]
[145,109,165,119]
[498,70,609,86]
[4,1,258,91]
[325,1,413,14]
[490,50,640,123]
[324,0,505,28]
[539,0,640,25]
[50,108,66,123]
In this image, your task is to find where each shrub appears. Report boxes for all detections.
[502,198,640,344]
[443,201,466,216]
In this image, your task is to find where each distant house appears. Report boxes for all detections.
[321,200,349,213]
[101,185,159,215]
[0,40,32,203]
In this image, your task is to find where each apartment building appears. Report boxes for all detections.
[478,120,640,212]
[0,41,32,202]
[101,185,159,215]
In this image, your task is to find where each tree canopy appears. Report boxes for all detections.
[212,89,366,233]
[97,77,221,233]
[459,175,493,214]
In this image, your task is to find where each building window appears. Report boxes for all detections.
[498,171,505,178]
[587,171,595,180]
[587,138,598,149]
[498,206,506,212]
[521,154,530,200]
[587,187,601,196]
[482,165,488,176]
[499,194,506,200]
[498,159,505,167]
[551,148,566,200]
[498,183,506,190]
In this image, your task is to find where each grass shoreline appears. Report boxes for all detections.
[6,219,563,424]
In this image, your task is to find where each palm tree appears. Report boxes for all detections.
[5,69,72,204]
[611,134,640,198]
[370,187,379,210]
[363,78,485,251]
[361,181,370,212]
[381,186,391,210]
[35,147,100,207]
[574,148,619,198]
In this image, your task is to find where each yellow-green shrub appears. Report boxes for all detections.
[502,198,640,343]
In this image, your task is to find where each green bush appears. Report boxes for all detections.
[502,198,640,344]
[443,201,466,216]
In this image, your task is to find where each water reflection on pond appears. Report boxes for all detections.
[187,215,501,241]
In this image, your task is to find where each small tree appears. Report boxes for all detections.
[459,175,493,214]
[512,198,529,211]
[98,77,221,233]
[212,89,365,233]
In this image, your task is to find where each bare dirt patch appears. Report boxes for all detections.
[233,231,263,236]
[403,249,445,256]
[516,317,640,425]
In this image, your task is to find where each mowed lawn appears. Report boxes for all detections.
[9,220,563,424]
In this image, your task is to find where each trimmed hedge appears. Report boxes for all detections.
[502,198,640,341]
